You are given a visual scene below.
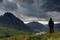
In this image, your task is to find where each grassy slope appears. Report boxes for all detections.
[0,27,60,40]
[0,27,28,38]
[28,32,60,40]
[2,32,60,40]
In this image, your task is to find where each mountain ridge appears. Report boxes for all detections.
[26,21,47,32]
[0,12,32,32]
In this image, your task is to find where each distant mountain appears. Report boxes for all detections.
[26,21,47,32]
[46,23,60,32]
[0,12,32,32]
[54,23,60,32]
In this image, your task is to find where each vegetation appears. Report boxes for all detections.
[0,32,60,40]
[0,27,28,38]
[0,27,60,40]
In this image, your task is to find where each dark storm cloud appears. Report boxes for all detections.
[40,0,60,21]
[14,0,60,21]
[19,0,34,5]
[42,0,60,12]
[0,0,60,21]
[15,0,49,18]
[0,0,48,19]
[17,0,34,4]
[0,0,3,3]
[0,0,18,11]
[3,2,18,11]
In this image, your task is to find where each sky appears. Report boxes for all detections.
[0,0,60,22]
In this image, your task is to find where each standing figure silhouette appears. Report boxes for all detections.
[48,18,54,33]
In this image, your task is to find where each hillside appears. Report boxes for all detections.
[54,23,60,32]
[0,31,60,40]
[26,21,47,32]
[0,12,32,32]
[0,26,28,38]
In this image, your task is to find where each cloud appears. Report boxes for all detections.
[0,0,3,3]
[9,0,60,21]
[3,2,18,11]
[42,0,60,12]
[15,0,34,5]
[47,11,60,21]
[0,0,60,21]
[15,0,48,18]
[0,0,18,11]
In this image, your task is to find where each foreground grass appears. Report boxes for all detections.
[0,32,60,40]
[0,27,60,40]
[0,27,29,40]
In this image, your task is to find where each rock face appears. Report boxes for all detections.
[0,12,32,32]
[26,21,47,32]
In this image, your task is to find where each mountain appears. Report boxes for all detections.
[26,21,47,32]
[0,12,32,32]
[54,23,60,32]
[46,23,60,32]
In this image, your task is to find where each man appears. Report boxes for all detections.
[48,18,54,33]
